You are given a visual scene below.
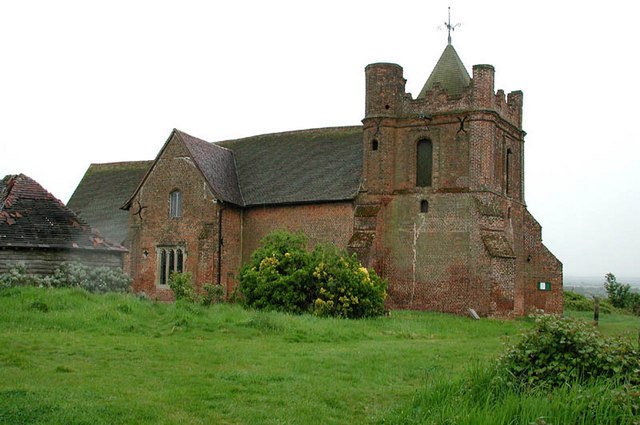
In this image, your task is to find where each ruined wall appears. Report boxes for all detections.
[523,210,564,314]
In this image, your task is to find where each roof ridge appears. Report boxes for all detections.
[215,125,361,145]
[89,160,153,168]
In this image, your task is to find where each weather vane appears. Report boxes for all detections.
[445,6,461,45]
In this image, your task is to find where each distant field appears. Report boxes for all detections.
[565,275,640,297]
[1,287,638,424]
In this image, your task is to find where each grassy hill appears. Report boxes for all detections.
[1,287,638,424]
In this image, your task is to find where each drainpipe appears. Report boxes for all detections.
[217,202,225,288]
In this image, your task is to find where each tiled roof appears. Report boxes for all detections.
[176,130,244,205]
[67,161,151,244]
[89,126,363,217]
[0,174,125,251]
[218,126,362,206]
[418,44,471,98]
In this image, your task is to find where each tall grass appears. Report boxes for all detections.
[0,287,524,424]
[381,365,639,425]
[1,287,638,424]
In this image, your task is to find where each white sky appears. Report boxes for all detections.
[1,0,639,279]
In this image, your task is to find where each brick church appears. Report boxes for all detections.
[69,41,562,317]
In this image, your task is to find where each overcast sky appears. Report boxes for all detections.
[1,0,638,279]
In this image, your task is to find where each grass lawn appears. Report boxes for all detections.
[1,287,638,424]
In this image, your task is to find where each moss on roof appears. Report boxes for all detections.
[217,126,363,206]
[67,161,151,244]
[418,44,471,98]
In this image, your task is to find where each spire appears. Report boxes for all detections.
[417,44,471,98]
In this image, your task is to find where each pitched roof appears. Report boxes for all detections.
[418,44,471,98]
[0,174,125,251]
[175,130,244,205]
[85,126,364,216]
[218,126,362,206]
[67,161,151,244]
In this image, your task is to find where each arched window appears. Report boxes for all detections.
[416,139,433,187]
[420,200,429,213]
[157,246,187,286]
[170,190,182,218]
[168,249,175,275]
[505,148,512,195]
[159,249,167,286]
[371,139,379,151]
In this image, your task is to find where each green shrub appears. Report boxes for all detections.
[0,262,130,293]
[629,292,640,316]
[498,314,640,389]
[238,230,387,318]
[47,262,88,288]
[202,283,224,305]
[238,231,315,314]
[604,272,632,308]
[168,272,200,303]
[563,291,613,313]
[46,263,131,293]
[311,244,386,319]
[0,263,42,288]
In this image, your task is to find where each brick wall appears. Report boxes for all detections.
[122,53,561,317]
[127,133,219,300]
[241,202,354,261]
[357,56,561,317]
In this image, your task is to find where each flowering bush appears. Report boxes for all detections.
[311,244,386,318]
[238,231,387,318]
[0,262,130,293]
[238,231,315,314]
[0,263,39,288]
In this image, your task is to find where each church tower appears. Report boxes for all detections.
[349,39,562,317]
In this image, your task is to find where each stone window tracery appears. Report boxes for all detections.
[157,246,186,286]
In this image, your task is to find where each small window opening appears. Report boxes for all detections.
[371,139,379,151]
[170,190,183,218]
[384,104,390,110]
[420,200,429,213]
